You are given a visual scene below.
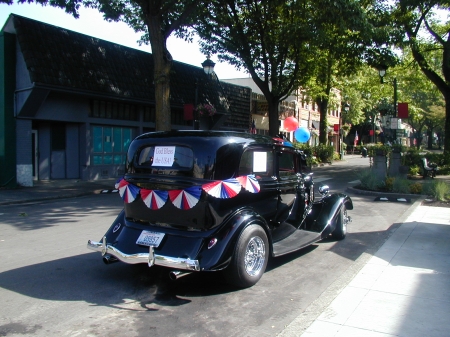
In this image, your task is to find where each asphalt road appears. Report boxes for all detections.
[0,157,417,337]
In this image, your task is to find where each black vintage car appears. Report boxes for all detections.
[88,131,353,288]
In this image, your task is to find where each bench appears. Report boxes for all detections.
[422,158,438,179]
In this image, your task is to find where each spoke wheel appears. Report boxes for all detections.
[244,236,266,277]
[225,225,269,288]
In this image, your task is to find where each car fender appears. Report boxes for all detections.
[102,209,127,242]
[197,207,271,271]
[305,193,353,237]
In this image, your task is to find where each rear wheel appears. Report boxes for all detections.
[332,206,348,240]
[225,225,269,288]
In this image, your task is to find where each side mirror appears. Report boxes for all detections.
[318,185,330,196]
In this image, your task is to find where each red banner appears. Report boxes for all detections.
[398,103,408,118]
[183,104,194,121]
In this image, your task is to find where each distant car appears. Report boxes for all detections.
[88,131,353,288]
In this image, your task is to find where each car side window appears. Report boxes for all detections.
[238,150,273,177]
[278,152,296,177]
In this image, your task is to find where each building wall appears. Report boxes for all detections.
[2,19,252,183]
[16,119,33,186]
[0,32,17,187]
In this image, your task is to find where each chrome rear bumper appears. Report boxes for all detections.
[87,237,200,271]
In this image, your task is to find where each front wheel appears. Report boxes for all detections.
[332,206,349,240]
[225,224,269,288]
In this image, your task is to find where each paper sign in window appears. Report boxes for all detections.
[253,152,267,172]
[152,146,175,166]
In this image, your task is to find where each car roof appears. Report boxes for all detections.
[134,130,293,148]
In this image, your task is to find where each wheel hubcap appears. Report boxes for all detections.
[244,236,266,277]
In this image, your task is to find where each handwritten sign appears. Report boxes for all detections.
[152,146,175,166]
[253,152,267,172]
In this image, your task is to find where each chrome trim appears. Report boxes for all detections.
[87,237,200,271]
[169,270,192,280]
[318,185,330,196]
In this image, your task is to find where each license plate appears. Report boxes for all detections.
[136,230,165,247]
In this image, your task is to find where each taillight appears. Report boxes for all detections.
[208,238,218,249]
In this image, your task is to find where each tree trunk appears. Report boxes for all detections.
[145,14,172,131]
[444,101,450,160]
[268,98,280,136]
[427,129,433,149]
[318,99,329,144]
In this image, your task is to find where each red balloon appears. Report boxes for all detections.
[284,117,299,132]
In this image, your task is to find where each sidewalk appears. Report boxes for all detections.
[279,202,450,337]
[0,179,117,205]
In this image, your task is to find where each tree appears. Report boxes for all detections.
[303,0,389,144]
[195,0,317,136]
[2,0,206,131]
[392,0,450,159]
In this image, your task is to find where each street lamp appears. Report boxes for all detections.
[202,56,216,75]
[378,65,398,142]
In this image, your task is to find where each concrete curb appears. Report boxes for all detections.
[346,186,425,200]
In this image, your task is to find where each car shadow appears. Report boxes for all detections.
[0,223,402,308]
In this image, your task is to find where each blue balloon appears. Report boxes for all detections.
[294,127,311,143]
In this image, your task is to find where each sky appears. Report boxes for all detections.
[0,2,248,79]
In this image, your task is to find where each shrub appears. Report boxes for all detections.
[439,165,450,175]
[403,148,422,167]
[409,183,422,194]
[409,165,421,176]
[314,144,335,163]
[425,153,445,166]
[294,143,315,167]
[367,143,392,157]
[430,181,450,201]
[384,177,395,191]
[357,168,384,191]
[392,176,411,194]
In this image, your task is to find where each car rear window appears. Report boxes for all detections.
[137,145,194,169]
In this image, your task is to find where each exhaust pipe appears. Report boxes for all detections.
[169,270,192,281]
[103,255,119,265]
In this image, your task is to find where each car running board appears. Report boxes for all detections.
[272,230,321,256]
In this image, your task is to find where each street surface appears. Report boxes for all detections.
[0,156,416,337]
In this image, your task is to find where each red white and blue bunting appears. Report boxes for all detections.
[236,175,261,193]
[202,178,241,199]
[115,175,260,210]
[168,186,202,210]
[141,189,169,210]
[117,179,140,203]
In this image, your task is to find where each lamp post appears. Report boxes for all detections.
[378,66,398,142]
[340,102,350,159]
[368,112,379,143]
[194,78,199,130]
[192,56,216,130]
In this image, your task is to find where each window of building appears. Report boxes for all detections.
[90,100,139,121]
[92,126,132,165]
